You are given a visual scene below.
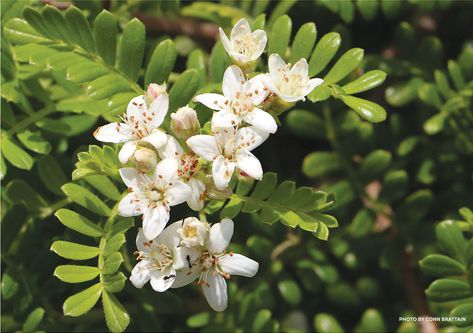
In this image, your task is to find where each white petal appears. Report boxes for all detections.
[243,108,277,134]
[219,28,232,54]
[202,272,228,312]
[119,167,141,189]
[157,220,182,248]
[94,122,132,143]
[211,110,240,129]
[289,57,309,78]
[118,192,143,217]
[141,130,167,149]
[262,73,279,96]
[236,126,269,151]
[230,18,251,40]
[219,253,259,277]
[229,51,250,64]
[277,92,305,103]
[129,260,152,288]
[118,141,137,164]
[147,93,169,128]
[126,96,147,120]
[166,181,192,206]
[142,205,169,240]
[212,155,235,190]
[135,228,154,252]
[222,65,244,100]
[304,78,324,96]
[150,268,175,292]
[208,218,234,253]
[194,93,229,111]
[154,157,178,185]
[236,150,263,180]
[187,178,205,211]
[268,54,287,77]
[171,268,199,288]
[250,30,267,60]
[244,74,269,106]
[186,135,220,160]
[173,246,200,271]
[158,135,184,159]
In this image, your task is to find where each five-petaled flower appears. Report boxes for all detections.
[118,158,191,240]
[264,54,324,102]
[172,219,259,311]
[93,93,169,164]
[130,226,199,292]
[186,126,268,190]
[158,135,206,211]
[194,65,277,134]
[219,18,267,65]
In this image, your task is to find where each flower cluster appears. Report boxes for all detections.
[93,18,322,310]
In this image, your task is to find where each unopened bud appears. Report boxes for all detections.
[131,147,158,173]
[145,83,167,106]
[171,106,200,139]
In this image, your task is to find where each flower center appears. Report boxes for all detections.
[182,225,198,238]
[231,92,253,116]
[177,153,199,180]
[144,183,165,205]
[197,251,231,286]
[134,243,174,272]
[233,34,257,57]
[277,71,306,96]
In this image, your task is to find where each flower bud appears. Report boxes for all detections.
[171,106,200,139]
[145,83,167,106]
[130,147,158,173]
[177,217,210,247]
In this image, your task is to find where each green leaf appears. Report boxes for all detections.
[360,149,392,180]
[168,69,200,111]
[426,278,471,302]
[450,303,473,327]
[307,85,332,103]
[268,15,292,57]
[1,269,19,300]
[5,180,47,215]
[278,280,302,306]
[23,307,45,333]
[102,291,130,332]
[84,175,121,201]
[55,208,103,237]
[1,205,27,252]
[357,308,385,333]
[385,78,423,107]
[380,170,408,202]
[86,74,132,100]
[290,22,317,63]
[4,18,49,44]
[103,234,126,257]
[145,39,177,86]
[40,5,69,42]
[61,183,111,216]
[1,137,34,170]
[220,197,243,219]
[187,49,206,87]
[54,265,100,283]
[118,18,145,82]
[252,309,272,332]
[340,95,386,123]
[22,6,53,39]
[314,313,344,333]
[302,151,341,179]
[342,70,386,94]
[64,6,96,52]
[186,312,211,328]
[349,209,375,238]
[436,221,467,263]
[103,272,126,293]
[419,254,466,277]
[324,48,364,84]
[103,252,124,275]
[418,83,443,109]
[94,10,117,65]
[313,222,329,241]
[51,241,100,260]
[63,283,102,317]
[16,130,51,154]
[38,155,67,195]
[209,41,228,82]
[286,109,326,139]
[67,60,108,83]
[309,32,341,77]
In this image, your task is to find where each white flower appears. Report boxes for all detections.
[219,18,267,64]
[130,225,199,292]
[94,94,169,164]
[118,158,191,240]
[177,217,210,247]
[172,219,259,311]
[264,54,324,102]
[170,106,200,139]
[186,126,268,190]
[159,135,206,211]
[194,65,276,134]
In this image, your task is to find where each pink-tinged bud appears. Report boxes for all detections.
[131,147,158,173]
[145,83,167,105]
[170,106,200,139]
